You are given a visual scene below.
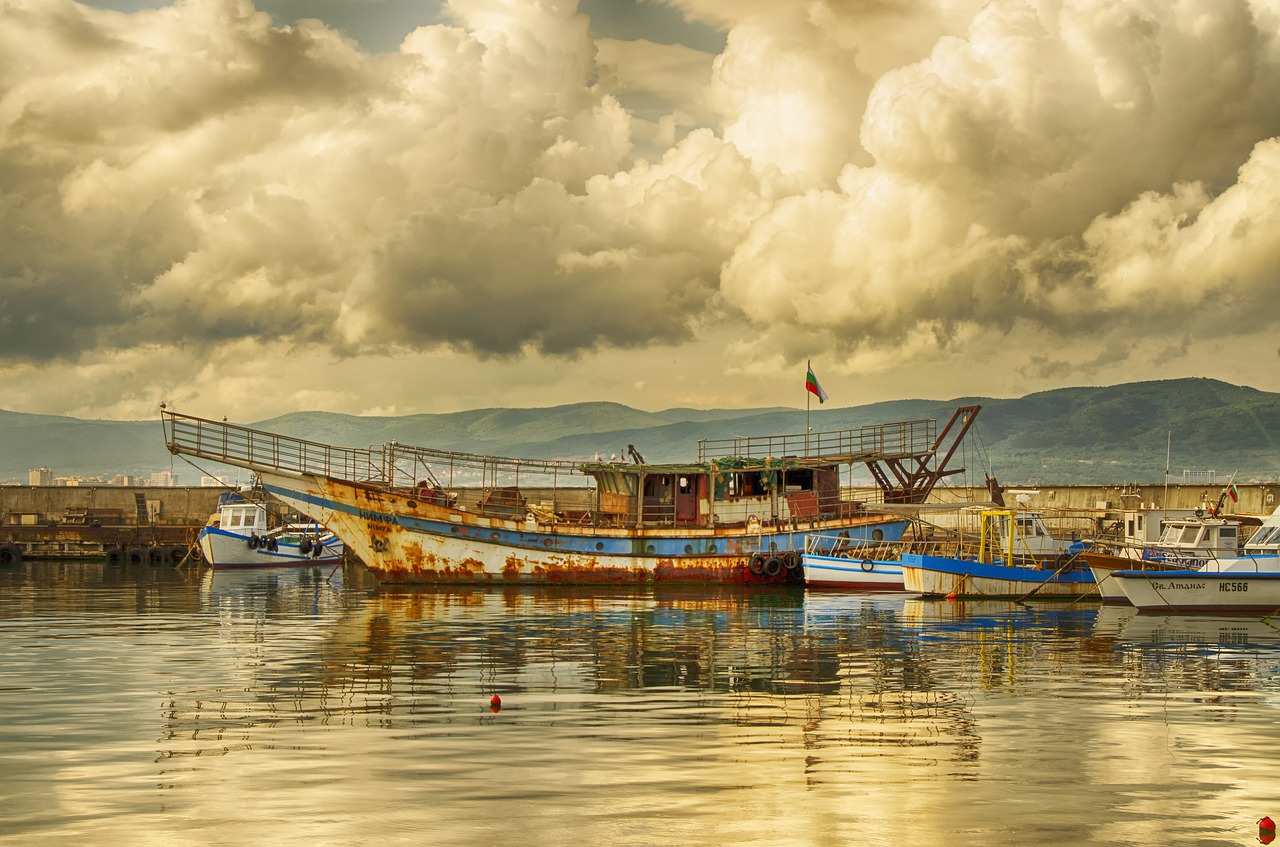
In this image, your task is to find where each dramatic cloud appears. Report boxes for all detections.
[2,0,1280,419]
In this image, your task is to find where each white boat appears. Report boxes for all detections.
[197,492,344,569]
[161,405,982,585]
[1110,505,1280,612]
[801,535,907,591]
[1083,511,1243,602]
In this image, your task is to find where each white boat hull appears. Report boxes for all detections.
[198,525,343,569]
[801,553,905,591]
[1111,570,1280,612]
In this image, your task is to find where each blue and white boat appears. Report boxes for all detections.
[802,533,908,591]
[197,492,344,569]
[162,405,981,585]
[899,509,1095,600]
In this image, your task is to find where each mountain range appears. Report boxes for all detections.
[5,377,1279,486]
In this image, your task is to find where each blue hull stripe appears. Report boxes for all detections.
[264,481,907,558]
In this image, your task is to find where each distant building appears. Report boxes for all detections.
[28,467,53,486]
[200,475,232,487]
[150,471,177,487]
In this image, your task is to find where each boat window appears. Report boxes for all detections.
[227,512,241,528]
[1178,526,1201,544]
[1220,527,1237,540]
[1249,527,1280,547]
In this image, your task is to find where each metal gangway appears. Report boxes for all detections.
[161,409,584,491]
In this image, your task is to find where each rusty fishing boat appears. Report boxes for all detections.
[161,406,979,585]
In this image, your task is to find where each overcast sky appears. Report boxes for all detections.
[4,0,1280,422]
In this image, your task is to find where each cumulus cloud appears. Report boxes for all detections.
[2,0,1280,419]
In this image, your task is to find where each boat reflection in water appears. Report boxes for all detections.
[9,559,1279,847]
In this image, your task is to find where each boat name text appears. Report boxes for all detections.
[358,508,399,527]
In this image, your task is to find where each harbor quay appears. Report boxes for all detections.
[0,485,224,563]
[0,480,1269,566]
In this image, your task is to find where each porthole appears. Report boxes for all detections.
[595,542,604,551]
[707,544,717,554]
[646,544,656,554]
[684,544,694,554]
[407,500,418,509]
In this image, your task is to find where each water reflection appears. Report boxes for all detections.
[4,565,1280,846]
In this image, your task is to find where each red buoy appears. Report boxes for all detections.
[489,694,502,712]
[1260,816,1276,845]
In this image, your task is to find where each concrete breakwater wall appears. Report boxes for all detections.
[0,485,224,562]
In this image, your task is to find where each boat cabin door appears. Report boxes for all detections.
[675,474,700,524]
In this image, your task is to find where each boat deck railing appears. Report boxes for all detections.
[162,410,584,489]
[697,418,936,464]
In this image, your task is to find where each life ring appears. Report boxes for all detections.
[783,551,801,570]
[763,556,784,577]
[860,559,875,573]
[248,534,260,549]
[748,553,766,575]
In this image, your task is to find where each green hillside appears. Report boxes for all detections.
[2,378,1277,485]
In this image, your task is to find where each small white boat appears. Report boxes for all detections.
[801,534,907,591]
[197,492,344,569]
[1110,505,1280,612]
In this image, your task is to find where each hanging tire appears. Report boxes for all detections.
[248,534,260,549]
[0,543,22,565]
[267,537,278,553]
[298,537,312,555]
[763,556,784,577]
[783,551,800,570]
[860,559,875,572]
[748,553,766,575]
[147,547,167,566]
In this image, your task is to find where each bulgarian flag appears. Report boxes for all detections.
[805,361,828,404]
[1228,484,1239,502]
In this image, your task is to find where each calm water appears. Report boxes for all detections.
[1,561,1278,846]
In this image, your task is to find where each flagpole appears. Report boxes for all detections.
[805,360,811,456]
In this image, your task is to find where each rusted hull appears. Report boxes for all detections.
[257,471,908,585]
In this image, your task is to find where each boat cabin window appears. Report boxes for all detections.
[1177,525,1202,544]
[1249,526,1280,547]
[725,472,768,499]
[1014,516,1046,537]
[1220,527,1237,542]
